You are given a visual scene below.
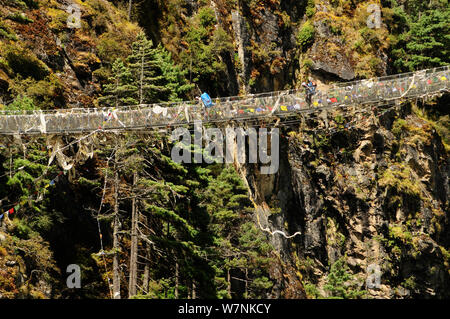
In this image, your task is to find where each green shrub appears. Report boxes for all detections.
[4,45,50,80]
[389,225,413,245]
[97,33,131,65]
[47,8,70,32]
[297,21,315,51]
[392,118,408,137]
[379,165,421,198]
[324,257,366,299]
[197,6,216,28]
[402,276,417,290]
[305,282,321,298]
[12,218,33,239]
[330,24,342,35]
[7,74,63,109]
[6,96,36,111]
[303,58,313,69]
[7,0,39,9]
[0,28,17,41]
[0,20,18,40]
[306,0,316,18]
[7,12,34,24]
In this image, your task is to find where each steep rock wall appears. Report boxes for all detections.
[236,103,449,298]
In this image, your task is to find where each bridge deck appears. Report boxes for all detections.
[0,66,448,135]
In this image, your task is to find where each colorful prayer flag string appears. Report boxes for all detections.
[1,170,65,219]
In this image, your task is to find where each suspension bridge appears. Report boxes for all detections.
[0,66,448,136]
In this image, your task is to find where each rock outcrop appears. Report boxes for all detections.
[238,103,449,298]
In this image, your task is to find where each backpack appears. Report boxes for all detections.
[201,92,214,108]
[307,82,316,94]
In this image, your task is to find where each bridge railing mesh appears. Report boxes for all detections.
[0,66,448,134]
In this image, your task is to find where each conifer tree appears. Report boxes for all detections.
[156,44,194,101]
[2,139,59,231]
[402,9,450,70]
[388,1,450,71]
[127,32,170,104]
[202,165,275,298]
[98,58,138,107]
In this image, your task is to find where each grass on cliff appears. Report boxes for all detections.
[378,164,421,199]
[307,0,389,78]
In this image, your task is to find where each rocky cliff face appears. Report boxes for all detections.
[0,0,140,108]
[146,0,390,96]
[237,101,449,298]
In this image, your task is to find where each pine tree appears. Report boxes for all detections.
[134,144,211,298]
[388,1,450,71]
[156,44,194,101]
[2,139,59,231]
[201,165,275,298]
[402,9,450,70]
[98,58,138,107]
[127,32,170,104]
[90,133,216,299]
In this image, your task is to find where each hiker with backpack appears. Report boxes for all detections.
[197,92,214,120]
[302,79,317,106]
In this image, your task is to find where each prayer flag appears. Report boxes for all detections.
[280,105,288,111]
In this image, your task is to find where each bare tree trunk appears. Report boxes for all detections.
[192,281,196,299]
[245,268,248,299]
[142,214,151,295]
[140,50,144,104]
[9,146,12,179]
[115,77,119,108]
[113,168,121,299]
[227,268,231,298]
[187,282,191,299]
[175,255,179,298]
[128,172,138,298]
[143,242,150,294]
[127,0,133,20]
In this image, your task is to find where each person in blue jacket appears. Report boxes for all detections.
[302,79,317,106]
[197,92,214,120]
